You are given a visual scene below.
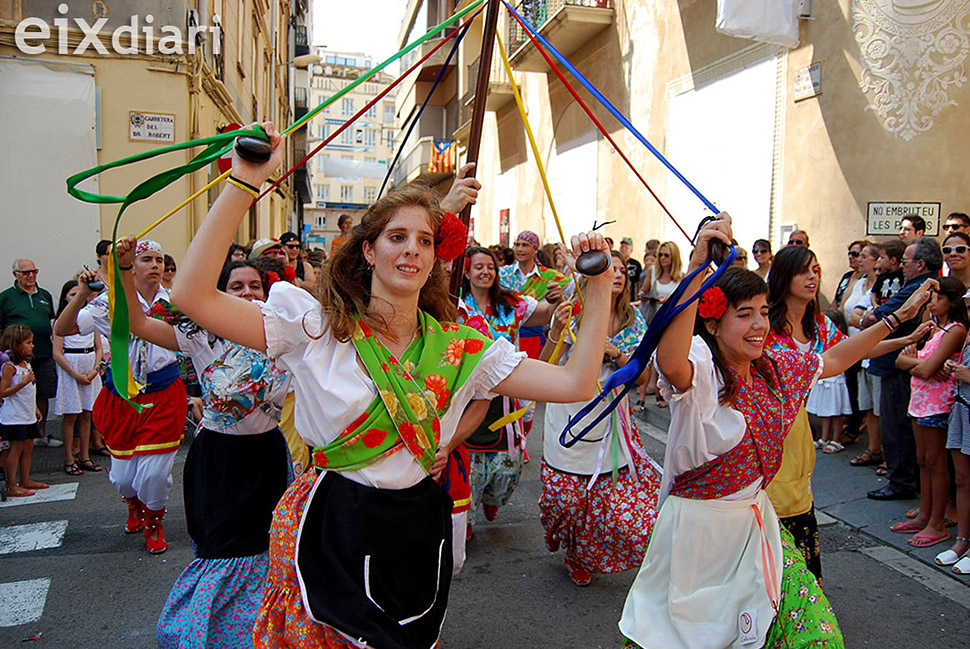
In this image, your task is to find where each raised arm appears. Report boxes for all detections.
[113,236,179,351]
[53,272,94,337]
[171,123,285,352]
[655,215,733,393]
[494,232,615,403]
[821,279,936,378]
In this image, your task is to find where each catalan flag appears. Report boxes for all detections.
[428,139,456,174]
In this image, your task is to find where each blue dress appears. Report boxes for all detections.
[157,330,291,649]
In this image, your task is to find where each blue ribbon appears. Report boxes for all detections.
[559,245,737,448]
[378,15,476,198]
[501,0,718,215]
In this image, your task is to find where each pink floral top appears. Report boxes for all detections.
[909,323,966,418]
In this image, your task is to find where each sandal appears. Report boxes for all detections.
[876,463,888,477]
[77,458,103,472]
[823,441,845,454]
[655,395,668,409]
[908,532,950,548]
[64,461,83,476]
[90,446,111,457]
[954,555,970,575]
[814,439,826,450]
[633,399,645,413]
[850,450,883,466]
[890,520,925,533]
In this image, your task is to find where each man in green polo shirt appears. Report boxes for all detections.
[0,259,62,447]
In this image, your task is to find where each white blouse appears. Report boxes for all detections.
[260,282,525,489]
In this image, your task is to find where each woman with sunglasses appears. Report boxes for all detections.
[943,233,970,288]
[752,238,772,280]
[637,242,683,409]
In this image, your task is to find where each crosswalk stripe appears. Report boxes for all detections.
[0,578,50,627]
[0,482,78,509]
[0,521,69,555]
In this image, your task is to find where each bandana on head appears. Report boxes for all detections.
[516,230,540,250]
[135,240,163,256]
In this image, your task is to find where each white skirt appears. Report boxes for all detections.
[619,490,782,649]
[805,374,852,417]
[53,353,102,415]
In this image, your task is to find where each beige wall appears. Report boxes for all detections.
[458,0,970,300]
[0,0,296,262]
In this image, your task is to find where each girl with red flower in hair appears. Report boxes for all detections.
[458,246,560,534]
[620,215,935,649]
[171,123,616,649]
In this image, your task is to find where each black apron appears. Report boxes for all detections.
[297,471,454,649]
[183,428,289,559]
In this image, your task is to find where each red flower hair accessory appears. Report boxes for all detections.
[436,212,467,262]
[698,286,729,320]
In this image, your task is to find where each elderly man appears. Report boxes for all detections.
[898,214,926,244]
[0,259,62,448]
[788,230,810,247]
[54,240,187,554]
[866,236,942,501]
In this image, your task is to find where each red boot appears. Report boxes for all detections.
[143,507,168,554]
[122,496,144,534]
[483,504,499,521]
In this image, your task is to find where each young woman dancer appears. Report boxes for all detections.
[619,215,934,648]
[539,252,661,586]
[460,246,557,526]
[170,123,613,648]
[84,248,293,648]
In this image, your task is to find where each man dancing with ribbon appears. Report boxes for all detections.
[618,215,936,648]
[54,240,187,555]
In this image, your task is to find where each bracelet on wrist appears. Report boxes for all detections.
[547,331,562,345]
[888,312,902,328]
[880,314,897,333]
[227,175,261,197]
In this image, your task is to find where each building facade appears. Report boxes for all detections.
[0,0,310,285]
[303,49,397,251]
[408,0,970,300]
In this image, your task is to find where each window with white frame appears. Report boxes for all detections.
[383,103,395,123]
[340,130,354,146]
[341,98,354,116]
[340,185,354,202]
[386,130,395,148]
[365,105,377,118]
[364,129,376,147]
[316,184,329,201]
[364,186,377,202]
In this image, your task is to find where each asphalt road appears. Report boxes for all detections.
[2,409,969,648]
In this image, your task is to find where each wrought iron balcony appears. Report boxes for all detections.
[294,86,309,120]
[391,136,456,188]
[294,25,309,57]
[507,0,614,72]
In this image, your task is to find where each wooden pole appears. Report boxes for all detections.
[449,0,502,301]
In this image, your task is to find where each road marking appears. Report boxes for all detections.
[861,545,970,610]
[0,578,50,626]
[0,482,78,508]
[0,520,68,555]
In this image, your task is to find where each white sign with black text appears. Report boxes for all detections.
[129,111,175,143]
[866,202,940,237]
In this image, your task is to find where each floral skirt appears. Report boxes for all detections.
[470,450,525,510]
[157,553,270,649]
[539,457,660,573]
[623,524,843,648]
[252,470,356,648]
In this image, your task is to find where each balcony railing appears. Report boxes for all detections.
[391,136,456,188]
[507,0,614,72]
[294,86,309,120]
[294,25,309,57]
[457,51,515,137]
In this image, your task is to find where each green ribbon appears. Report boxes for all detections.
[64,0,488,412]
[67,125,268,410]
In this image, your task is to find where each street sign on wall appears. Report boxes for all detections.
[129,111,175,142]
[866,202,940,237]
